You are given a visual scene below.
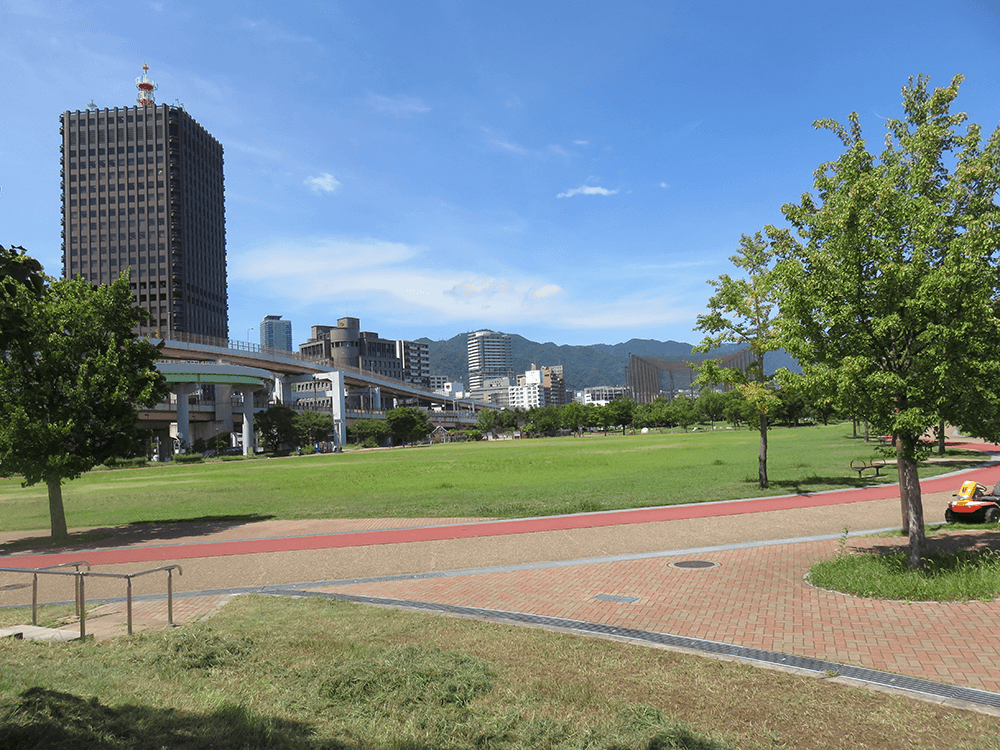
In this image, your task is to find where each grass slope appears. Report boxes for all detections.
[0,424,985,533]
[1,596,998,750]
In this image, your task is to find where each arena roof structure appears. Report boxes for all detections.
[627,349,754,403]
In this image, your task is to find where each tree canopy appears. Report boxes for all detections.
[776,74,1000,565]
[385,406,433,445]
[0,265,168,538]
[695,231,783,488]
[0,245,44,352]
[256,405,299,452]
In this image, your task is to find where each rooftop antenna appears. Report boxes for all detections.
[135,64,157,107]
[86,99,97,110]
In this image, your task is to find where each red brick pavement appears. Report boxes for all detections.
[311,536,1000,694]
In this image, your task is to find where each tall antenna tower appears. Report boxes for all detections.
[135,64,157,107]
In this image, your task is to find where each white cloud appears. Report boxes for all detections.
[489,137,528,155]
[480,127,532,156]
[239,237,418,278]
[232,236,695,333]
[304,173,341,194]
[447,278,513,297]
[573,140,589,146]
[367,92,430,116]
[556,185,618,199]
[660,182,669,188]
[528,284,561,299]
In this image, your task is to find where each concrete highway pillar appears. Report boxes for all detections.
[238,386,257,456]
[173,384,197,452]
[318,371,347,448]
[273,375,292,405]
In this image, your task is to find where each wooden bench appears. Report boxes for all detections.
[851,458,886,478]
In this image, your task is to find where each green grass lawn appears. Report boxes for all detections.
[0,423,987,533]
[1,595,997,750]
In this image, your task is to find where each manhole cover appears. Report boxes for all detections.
[669,560,720,570]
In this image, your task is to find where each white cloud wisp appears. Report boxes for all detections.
[233,236,700,333]
[304,173,341,193]
[556,185,618,198]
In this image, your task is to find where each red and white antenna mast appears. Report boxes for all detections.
[135,64,157,107]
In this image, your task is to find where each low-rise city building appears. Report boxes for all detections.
[299,317,427,383]
[577,385,632,406]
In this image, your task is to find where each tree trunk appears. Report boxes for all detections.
[896,435,909,536]
[896,436,925,567]
[758,412,768,488]
[46,477,68,539]
[937,420,946,455]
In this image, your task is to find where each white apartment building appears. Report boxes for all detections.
[508,382,545,410]
[467,330,513,391]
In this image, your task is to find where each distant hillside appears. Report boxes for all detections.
[422,333,800,392]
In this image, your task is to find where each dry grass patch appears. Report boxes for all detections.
[2,596,999,749]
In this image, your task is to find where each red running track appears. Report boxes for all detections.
[5,443,998,569]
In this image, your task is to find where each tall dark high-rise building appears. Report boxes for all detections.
[60,65,228,338]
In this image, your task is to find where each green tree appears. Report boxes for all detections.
[293,409,333,445]
[349,418,390,446]
[631,402,655,430]
[667,396,698,431]
[649,397,673,429]
[696,390,726,426]
[777,74,1000,567]
[603,397,636,435]
[0,269,168,539]
[695,231,783,488]
[475,408,499,433]
[385,406,432,445]
[528,405,562,436]
[255,405,298,452]
[0,245,44,352]
[213,431,234,453]
[497,408,522,432]
[561,401,588,433]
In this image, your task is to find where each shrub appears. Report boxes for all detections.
[173,453,203,464]
[100,456,149,469]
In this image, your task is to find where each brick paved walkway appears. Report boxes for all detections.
[307,535,1000,694]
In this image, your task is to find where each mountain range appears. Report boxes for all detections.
[420,334,798,392]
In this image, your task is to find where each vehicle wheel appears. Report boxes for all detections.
[985,507,999,524]
[945,508,956,524]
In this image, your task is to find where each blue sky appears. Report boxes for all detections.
[2,0,999,349]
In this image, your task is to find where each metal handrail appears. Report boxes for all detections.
[33,561,90,625]
[0,564,182,639]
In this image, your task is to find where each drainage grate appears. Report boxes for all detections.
[278,589,1000,711]
[595,594,639,603]
[670,560,719,570]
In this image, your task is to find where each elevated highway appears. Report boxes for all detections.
[144,332,496,456]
